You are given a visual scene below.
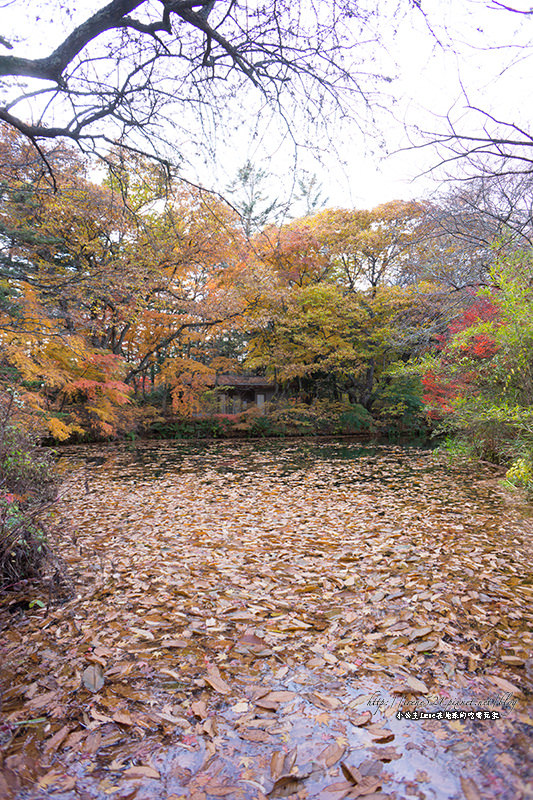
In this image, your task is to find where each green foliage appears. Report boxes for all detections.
[505,457,533,497]
[420,253,533,472]
[337,404,375,434]
[373,373,427,436]
[146,400,378,440]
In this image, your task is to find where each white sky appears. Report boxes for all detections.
[2,0,532,213]
[181,0,533,214]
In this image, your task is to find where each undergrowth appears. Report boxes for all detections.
[0,391,66,592]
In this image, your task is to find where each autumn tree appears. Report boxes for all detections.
[0,127,253,436]
[245,201,435,410]
[246,280,422,409]
[418,250,533,469]
[304,201,426,295]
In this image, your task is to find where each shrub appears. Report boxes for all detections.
[0,392,61,588]
[505,456,533,497]
[337,404,375,434]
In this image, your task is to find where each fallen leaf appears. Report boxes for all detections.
[191,700,208,719]
[239,729,273,743]
[268,775,305,798]
[258,691,296,703]
[366,725,394,743]
[308,691,342,710]
[414,639,438,652]
[113,711,135,726]
[162,639,188,648]
[43,725,70,753]
[205,665,231,695]
[408,626,433,641]
[271,751,286,780]
[124,766,160,780]
[406,677,429,694]
[82,664,104,693]
[319,741,346,767]
[460,777,481,800]
[371,746,401,762]
[349,711,372,726]
[341,762,362,784]
[486,675,523,696]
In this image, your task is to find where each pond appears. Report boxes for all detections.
[1,438,532,800]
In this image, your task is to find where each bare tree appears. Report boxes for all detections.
[400,171,533,292]
[0,0,400,170]
[422,108,533,183]
[407,0,533,185]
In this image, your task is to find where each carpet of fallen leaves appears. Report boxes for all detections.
[1,438,532,800]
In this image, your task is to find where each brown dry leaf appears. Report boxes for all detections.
[37,771,63,789]
[268,775,305,798]
[258,691,296,703]
[414,639,438,652]
[43,724,70,753]
[486,675,523,696]
[355,794,391,800]
[323,779,355,797]
[371,747,401,762]
[308,691,342,710]
[350,776,383,796]
[162,639,188,648]
[284,747,298,773]
[406,676,429,694]
[408,626,433,641]
[460,777,481,800]
[319,741,346,767]
[89,707,114,724]
[124,766,160,780]
[113,710,135,726]
[341,762,362,784]
[98,778,121,793]
[255,697,280,711]
[63,730,85,750]
[501,656,525,666]
[205,665,231,695]
[270,750,286,780]
[191,700,208,719]
[202,717,217,737]
[28,691,57,710]
[82,664,104,693]
[240,729,273,743]
[366,726,394,743]
[93,646,114,657]
[349,711,372,726]
[160,668,182,681]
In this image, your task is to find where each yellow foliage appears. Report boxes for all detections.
[46,417,75,441]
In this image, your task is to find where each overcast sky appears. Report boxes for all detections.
[2,0,532,213]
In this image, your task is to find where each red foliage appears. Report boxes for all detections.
[462,334,499,359]
[435,296,501,352]
[421,371,459,418]
[448,296,500,336]
[423,294,501,418]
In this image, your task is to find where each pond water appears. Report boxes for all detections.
[1,438,532,800]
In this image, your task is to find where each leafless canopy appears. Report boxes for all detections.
[0,0,396,167]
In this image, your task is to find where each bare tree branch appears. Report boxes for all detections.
[0,0,391,172]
